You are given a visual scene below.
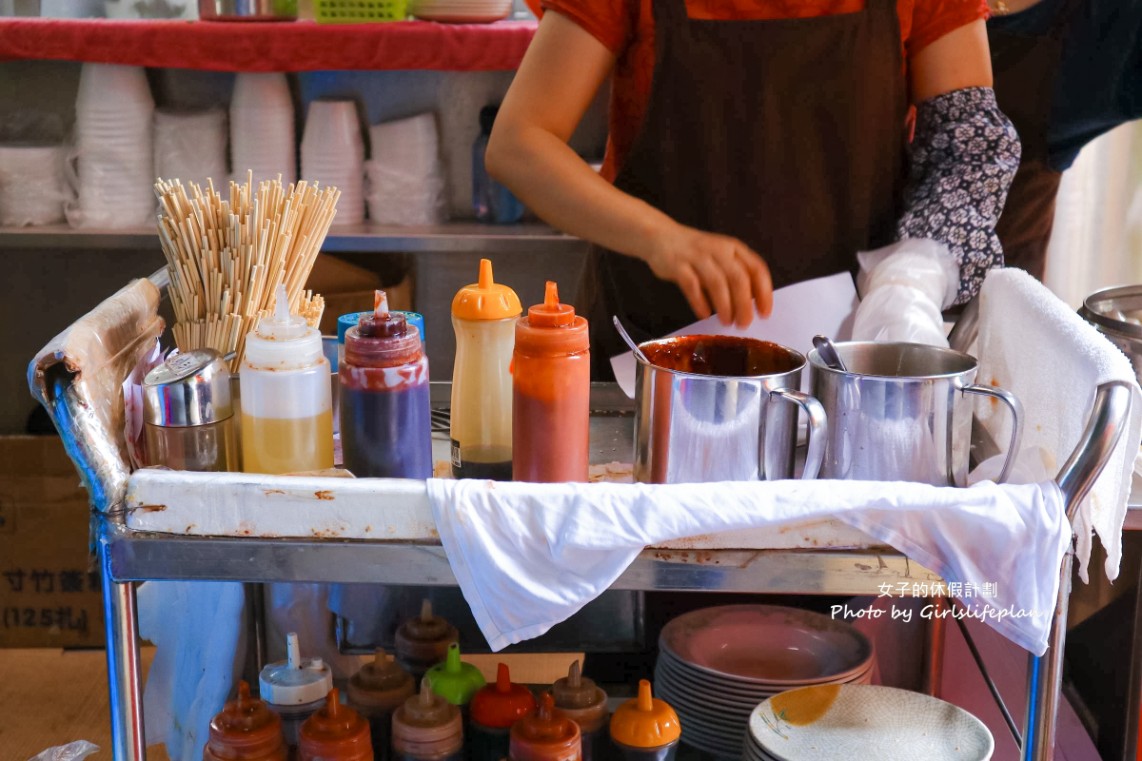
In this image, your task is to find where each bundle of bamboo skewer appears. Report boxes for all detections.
[155,172,339,372]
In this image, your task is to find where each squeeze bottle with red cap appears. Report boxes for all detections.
[424,642,486,716]
[341,289,432,479]
[392,680,464,761]
[450,258,521,479]
[512,280,590,482]
[241,284,334,474]
[260,632,335,757]
[348,649,416,761]
[609,681,680,761]
[510,693,581,761]
[394,600,459,683]
[299,688,373,761]
[470,663,537,761]
[551,661,608,761]
[204,681,288,761]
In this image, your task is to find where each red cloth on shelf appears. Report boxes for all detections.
[0,18,536,72]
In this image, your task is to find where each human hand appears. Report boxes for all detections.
[642,222,773,328]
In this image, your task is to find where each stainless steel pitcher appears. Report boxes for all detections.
[808,341,1023,485]
[633,337,827,484]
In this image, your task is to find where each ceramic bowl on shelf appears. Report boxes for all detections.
[410,0,510,23]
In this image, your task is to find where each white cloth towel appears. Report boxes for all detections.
[427,478,1069,656]
[976,268,1142,582]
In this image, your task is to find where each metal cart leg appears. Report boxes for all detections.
[100,536,146,761]
[923,596,947,697]
[1021,550,1073,761]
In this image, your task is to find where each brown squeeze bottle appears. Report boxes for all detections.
[204,681,288,761]
[469,662,538,761]
[510,693,581,761]
[298,688,373,761]
[392,679,464,761]
[348,649,416,761]
[551,661,608,761]
[394,600,460,683]
[512,281,591,483]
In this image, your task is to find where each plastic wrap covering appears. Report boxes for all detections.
[28,276,165,512]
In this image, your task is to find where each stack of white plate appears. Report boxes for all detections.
[654,605,874,759]
[70,63,154,228]
[745,684,994,760]
[154,107,228,192]
[411,0,511,23]
[301,99,364,226]
[366,112,446,226]
[230,72,296,186]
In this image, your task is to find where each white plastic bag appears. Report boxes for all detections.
[28,741,99,761]
[851,239,958,347]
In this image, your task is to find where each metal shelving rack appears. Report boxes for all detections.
[29,272,1133,761]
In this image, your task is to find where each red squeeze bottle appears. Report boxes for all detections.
[299,688,374,761]
[512,281,590,482]
[470,663,538,761]
[203,681,288,761]
[510,693,581,761]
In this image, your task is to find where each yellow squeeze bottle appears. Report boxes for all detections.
[240,284,334,474]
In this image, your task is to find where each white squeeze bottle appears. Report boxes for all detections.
[240,284,334,474]
[450,258,521,479]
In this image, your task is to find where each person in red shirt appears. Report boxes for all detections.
[488,0,1021,371]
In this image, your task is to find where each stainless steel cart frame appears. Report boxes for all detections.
[29,272,1133,761]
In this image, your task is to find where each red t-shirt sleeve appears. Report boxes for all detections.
[907,0,988,58]
[540,0,637,55]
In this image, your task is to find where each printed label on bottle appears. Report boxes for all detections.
[450,440,462,468]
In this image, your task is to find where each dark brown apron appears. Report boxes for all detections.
[989,0,1082,281]
[583,0,908,376]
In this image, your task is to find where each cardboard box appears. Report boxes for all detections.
[306,254,412,336]
[0,435,104,648]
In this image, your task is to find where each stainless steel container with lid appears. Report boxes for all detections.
[143,348,239,471]
[1079,285,1142,385]
[198,0,298,21]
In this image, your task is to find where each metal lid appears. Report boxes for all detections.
[1080,285,1142,340]
[143,348,233,427]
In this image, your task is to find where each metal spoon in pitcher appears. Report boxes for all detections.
[613,316,650,364]
[813,334,848,372]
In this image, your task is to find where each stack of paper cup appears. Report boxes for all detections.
[69,63,154,228]
[230,73,296,186]
[301,99,364,226]
[366,112,447,226]
[154,108,228,191]
[0,143,67,227]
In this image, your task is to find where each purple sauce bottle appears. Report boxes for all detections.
[340,289,433,479]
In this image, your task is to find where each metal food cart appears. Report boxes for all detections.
[29,269,1133,761]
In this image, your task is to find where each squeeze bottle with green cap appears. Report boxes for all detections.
[260,632,335,757]
[450,258,521,479]
[395,600,459,684]
[510,693,581,761]
[551,661,608,761]
[609,681,680,761]
[392,680,463,761]
[470,663,537,761]
[241,284,334,474]
[348,649,416,761]
[425,642,486,715]
[512,280,590,482]
[204,681,288,761]
[299,689,374,761]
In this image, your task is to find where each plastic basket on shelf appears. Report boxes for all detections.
[315,0,408,22]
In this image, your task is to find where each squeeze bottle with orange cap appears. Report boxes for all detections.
[259,632,335,757]
[340,289,432,479]
[510,693,581,761]
[240,284,334,474]
[470,663,537,761]
[609,680,680,761]
[348,649,416,761]
[551,661,608,761]
[203,680,288,761]
[394,600,459,683]
[392,680,464,761]
[512,280,590,482]
[450,258,521,479]
[299,689,373,761]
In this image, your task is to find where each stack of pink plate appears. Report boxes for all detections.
[654,605,874,758]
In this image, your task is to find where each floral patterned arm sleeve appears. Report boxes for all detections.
[895,87,1021,305]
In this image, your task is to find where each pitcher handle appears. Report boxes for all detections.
[768,389,828,480]
[962,385,1024,484]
